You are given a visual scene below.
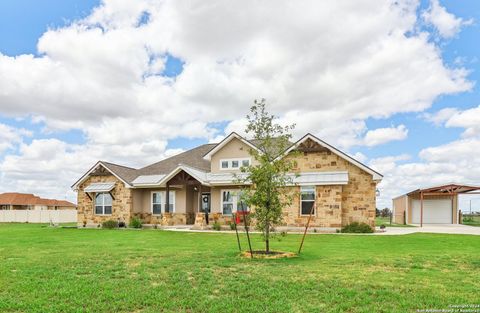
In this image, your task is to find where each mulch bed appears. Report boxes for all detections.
[241,250,297,259]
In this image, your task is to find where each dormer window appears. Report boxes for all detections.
[219,158,251,170]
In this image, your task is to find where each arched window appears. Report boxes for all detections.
[95,193,112,215]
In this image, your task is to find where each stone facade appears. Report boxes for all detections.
[76,142,377,228]
[77,174,132,226]
[284,149,377,227]
[282,185,343,227]
[132,212,187,226]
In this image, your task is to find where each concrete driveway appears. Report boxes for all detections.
[376,224,480,235]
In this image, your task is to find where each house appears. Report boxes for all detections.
[392,183,480,225]
[72,133,382,228]
[0,192,76,210]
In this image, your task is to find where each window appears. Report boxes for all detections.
[151,191,175,214]
[219,158,251,170]
[152,192,162,215]
[300,186,315,215]
[222,191,234,215]
[95,192,112,215]
[222,190,249,215]
[237,191,248,212]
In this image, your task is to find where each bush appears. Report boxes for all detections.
[118,221,126,228]
[341,222,374,233]
[229,222,236,230]
[102,220,118,229]
[212,222,221,231]
[129,217,142,229]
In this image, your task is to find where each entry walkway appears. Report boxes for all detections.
[147,223,480,235]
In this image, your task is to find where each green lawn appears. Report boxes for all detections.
[1,224,479,313]
[375,216,414,227]
[463,215,480,227]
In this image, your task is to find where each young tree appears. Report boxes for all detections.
[238,99,296,254]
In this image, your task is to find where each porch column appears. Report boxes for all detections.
[198,184,202,213]
[420,191,424,227]
[166,182,170,213]
[451,194,455,224]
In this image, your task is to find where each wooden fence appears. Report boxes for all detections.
[0,209,77,223]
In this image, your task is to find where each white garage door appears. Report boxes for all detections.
[412,199,452,224]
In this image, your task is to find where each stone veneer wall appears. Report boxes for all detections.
[282,185,343,227]
[133,212,187,225]
[285,150,377,227]
[77,174,132,226]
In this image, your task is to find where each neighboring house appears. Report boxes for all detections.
[0,193,76,210]
[72,133,382,228]
[392,183,480,225]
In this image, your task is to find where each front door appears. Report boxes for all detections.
[201,193,211,213]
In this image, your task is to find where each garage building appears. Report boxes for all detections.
[392,184,480,226]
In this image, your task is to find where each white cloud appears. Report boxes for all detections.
[424,107,459,125]
[422,0,471,38]
[445,105,480,137]
[363,125,408,147]
[0,138,182,202]
[425,105,480,137]
[374,139,480,210]
[0,123,32,154]
[0,0,474,201]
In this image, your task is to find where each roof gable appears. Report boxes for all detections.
[71,161,134,190]
[203,132,260,161]
[281,133,383,181]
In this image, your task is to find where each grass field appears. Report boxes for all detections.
[1,224,479,313]
[463,215,480,227]
[375,216,414,227]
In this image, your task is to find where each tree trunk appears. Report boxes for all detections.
[266,225,270,253]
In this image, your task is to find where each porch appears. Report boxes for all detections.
[131,169,215,225]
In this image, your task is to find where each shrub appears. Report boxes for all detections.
[341,222,374,233]
[212,222,221,231]
[102,220,118,229]
[118,221,126,228]
[129,217,143,229]
[229,222,236,230]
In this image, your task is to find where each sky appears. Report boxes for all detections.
[0,0,479,211]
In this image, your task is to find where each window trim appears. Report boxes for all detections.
[218,158,251,171]
[94,192,113,216]
[151,191,163,215]
[221,189,249,215]
[300,186,316,216]
[151,190,176,215]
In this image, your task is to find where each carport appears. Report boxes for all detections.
[392,183,480,226]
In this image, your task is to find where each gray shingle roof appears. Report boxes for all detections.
[136,144,216,177]
[248,137,293,157]
[101,161,139,183]
[99,138,293,184]
[102,140,294,183]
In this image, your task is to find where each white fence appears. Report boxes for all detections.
[0,209,77,223]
